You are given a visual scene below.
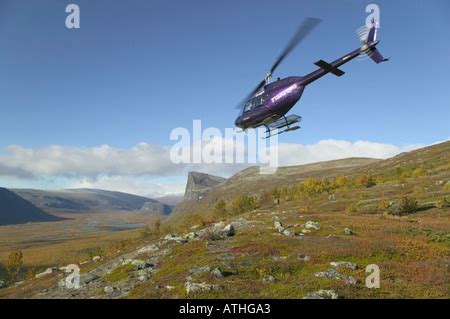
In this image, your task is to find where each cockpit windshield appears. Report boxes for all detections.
[242,95,264,114]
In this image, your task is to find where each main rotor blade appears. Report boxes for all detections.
[235,17,322,110]
[268,17,322,77]
[235,79,265,109]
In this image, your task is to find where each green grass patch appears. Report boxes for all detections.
[103,263,134,283]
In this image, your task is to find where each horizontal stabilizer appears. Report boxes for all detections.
[368,48,389,64]
[314,59,345,77]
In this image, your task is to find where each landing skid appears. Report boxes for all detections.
[262,114,302,139]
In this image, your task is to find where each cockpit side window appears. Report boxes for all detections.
[243,96,264,113]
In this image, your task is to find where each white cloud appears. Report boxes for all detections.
[0,138,439,197]
[0,143,183,178]
[68,176,186,197]
[275,139,426,167]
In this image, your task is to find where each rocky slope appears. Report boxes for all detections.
[0,141,448,299]
[0,188,64,226]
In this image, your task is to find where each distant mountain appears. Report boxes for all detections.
[154,194,184,207]
[141,202,172,215]
[0,188,64,226]
[184,172,226,202]
[11,188,172,215]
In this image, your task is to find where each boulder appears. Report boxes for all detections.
[304,221,320,230]
[262,275,275,284]
[210,267,224,279]
[303,289,338,299]
[190,266,211,276]
[344,228,354,235]
[184,232,198,240]
[137,244,160,254]
[79,273,99,285]
[92,256,101,262]
[298,255,311,262]
[185,281,222,294]
[330,261,359,270]
[221,224,235,237]
[274,221,284,232]
[314,268,342,279]
[131,259,152,270]
[104,286,115,294]
[164,234,188,244]
[35,267,57,279]
[0,280,6,289]
[138,275,149,282]
[344,276,358,285]
[283,229,295,237]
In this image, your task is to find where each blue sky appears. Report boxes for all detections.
[0,0,449,196]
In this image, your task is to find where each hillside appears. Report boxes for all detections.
[12,188,172,215]
[0,188,64,226]
[171,157,380,220]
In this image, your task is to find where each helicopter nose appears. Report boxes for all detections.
[234,117,242,128]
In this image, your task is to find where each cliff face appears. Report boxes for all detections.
[184,172,226,202]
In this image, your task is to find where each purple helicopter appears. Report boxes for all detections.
[235,18,388,138]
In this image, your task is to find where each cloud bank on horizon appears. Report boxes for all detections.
[0,139,441,197]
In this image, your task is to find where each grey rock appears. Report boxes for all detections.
[298,255,311,262]
[304,221,320,230]
[315,267,358,285]
[92,255,101,262]
[274,220,284,232]
[330,261,359,270]
[79,273,99,285]
[138,275,149,282]
[185,281,222,294]
[137,244,159,254]
[314,268,342,279]
[344,228,354,235]
[210,267,224,279]
[131,259,152,270]
[35,267,57,279]
[283,229,295,237]
[344,276,358,285]
[303,289,338,299]
[104,286,115,294]
[190,266,211,276]
[0,280,6,289]
[164,234,188,243]
[221,224,235,237]
[184,232,198,240]
[262,275,275,284]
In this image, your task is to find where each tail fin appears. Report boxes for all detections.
[360,19,389,64]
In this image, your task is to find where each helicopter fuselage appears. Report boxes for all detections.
[235,44,369,130]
